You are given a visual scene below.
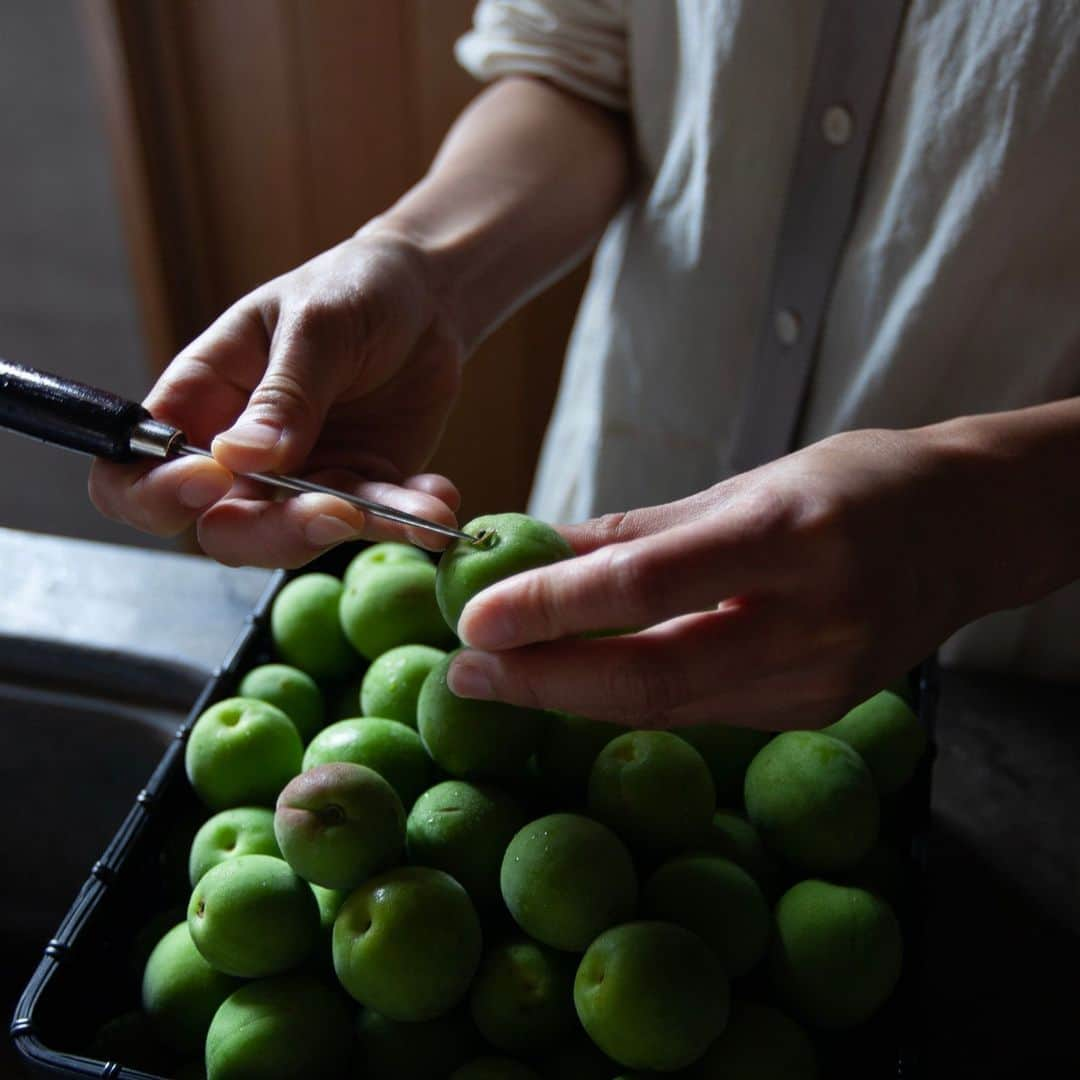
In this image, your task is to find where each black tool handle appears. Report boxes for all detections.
[0,358,157,461]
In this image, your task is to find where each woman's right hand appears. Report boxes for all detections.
[89,223,465,567]
[90,70,633,567]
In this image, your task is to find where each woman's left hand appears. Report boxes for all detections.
[446,427,991,730]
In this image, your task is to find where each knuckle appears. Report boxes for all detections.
[247,370,318,424]
[599,545,663,624]
[737,484,801,545]
[515,573,561,638]
[514,679,547,712]
[593,510,634,544]
[488,659,545,710]
[604,647,682,716]
[288,298,342,340]
[792,488,858,565]
[344,284,388,352]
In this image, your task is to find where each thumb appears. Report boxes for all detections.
[211,309,352,474]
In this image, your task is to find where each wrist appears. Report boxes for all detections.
[351,211,469,356]
[367,176,532,353]
[913,409,1079,621]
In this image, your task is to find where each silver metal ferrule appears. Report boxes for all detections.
[129,418,186,459]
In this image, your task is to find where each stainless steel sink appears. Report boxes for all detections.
[0,636,209,1077]
[0,528,271,946]
[0,530,272,1077]
[0,644,205,943]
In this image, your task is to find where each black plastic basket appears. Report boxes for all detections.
[11,545,937,1078]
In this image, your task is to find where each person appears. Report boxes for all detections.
[89,1,1080,731]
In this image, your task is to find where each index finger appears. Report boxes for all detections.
[143,303,270,446]
[458,514,785,651]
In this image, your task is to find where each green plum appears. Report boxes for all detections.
[744,732,879,871]
[678,723,771,804]
[839,841,911,911]
[418,652,547,778]
[357,1006,476,1079]
[274,762,405,889]
[333,865,482,1020]
[770,879,903,1029]
[436,512,573,634]
[188,854,319,977]
[311,883,349,932]
[141,922,238,1056]
[271,573,359,681]
[205,975,353,1079]
[822,690,927,795]
[345,542,428,589]
[574,921,729,1072]
[500,813,637,952]
[339,560,455,660]
[188,806,280,887]
[129,904,186,982]
[184,698,302,811]
[303,716,431,807]
[700,810,782,897]
[588,731,715,856]
[450,1059,540,1080]
[534,713,626,805]
[642,854,770,977]
[407,780,527,908]
[360,643,447,728]
[695,1001,818,1078]
[237,664,325,743]
[470,937,577,1054]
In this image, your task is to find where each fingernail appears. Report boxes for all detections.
[215,419,282,452]
[459,602,517,650]
[178,472,231,510]
[448,654,495,700]
[305,514,358,548]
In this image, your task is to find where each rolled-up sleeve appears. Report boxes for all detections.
[456,0,629,111]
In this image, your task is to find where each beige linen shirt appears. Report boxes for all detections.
[457,0,1080,681]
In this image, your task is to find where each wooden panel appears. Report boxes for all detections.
[82,0,586,517]
[79,0,218,371]
[77,0,176,369]
[171,0,313,299]
[406,0,483,167]
[289,0,414,251]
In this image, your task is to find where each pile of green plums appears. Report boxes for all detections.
[114,512,927,1078]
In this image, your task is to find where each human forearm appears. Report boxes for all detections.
[918,397,1080,620]
[367,76,632,350]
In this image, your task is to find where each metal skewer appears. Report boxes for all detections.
[175,444,479,545]
[0,357,482,547]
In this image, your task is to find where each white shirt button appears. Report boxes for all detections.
[822,104,854,146]
[775,308,801,346]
